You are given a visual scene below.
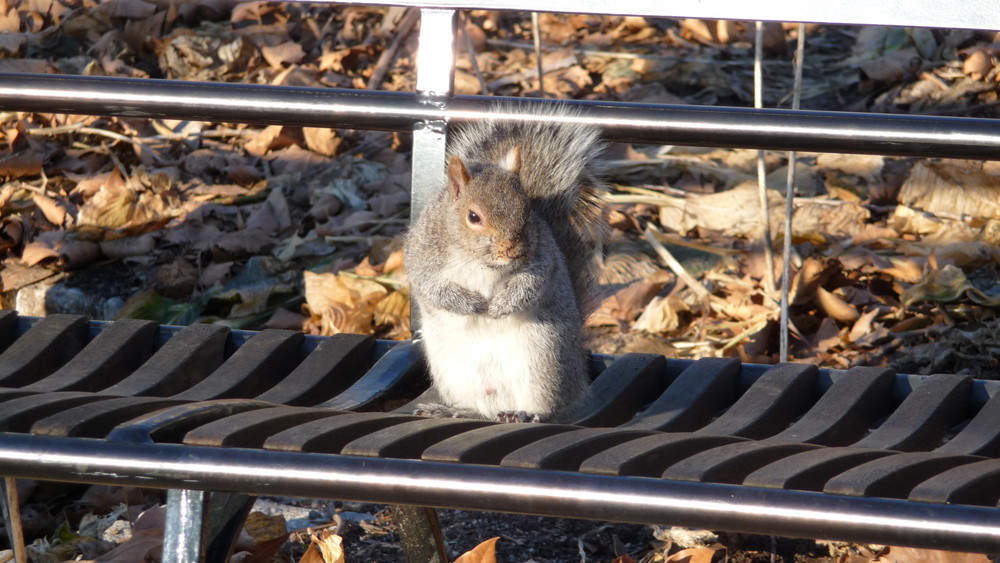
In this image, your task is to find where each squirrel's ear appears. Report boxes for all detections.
[502,145,521,173]
[447,156,470,200]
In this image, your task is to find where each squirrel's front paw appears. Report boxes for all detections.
[487,300,517,319]
[496,410,541,423]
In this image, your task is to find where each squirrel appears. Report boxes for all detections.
[403,104,607,423]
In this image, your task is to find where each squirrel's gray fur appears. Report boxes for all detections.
[404,104,607,423]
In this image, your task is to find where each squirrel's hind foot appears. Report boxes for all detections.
[497,410,541,423]
[414,403,472,418]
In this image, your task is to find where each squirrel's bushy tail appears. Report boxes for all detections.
[448,103,608,314]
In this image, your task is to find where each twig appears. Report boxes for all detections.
[754,21,776,295]
[720,317,770,352]
[643,226,711,301]
[25,123,165,161]
[531,12,545,97]
[780,23,806,363]
[339,271,407,289]
[459,12,489,94]
[486,54,576,90]
[4,477,27,563]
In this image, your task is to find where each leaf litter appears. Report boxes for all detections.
[2,1,1000,561]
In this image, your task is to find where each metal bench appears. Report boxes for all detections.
[1,2,1000,561]
[0,313,999,560]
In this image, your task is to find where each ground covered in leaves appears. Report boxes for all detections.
[2,1,1000,562]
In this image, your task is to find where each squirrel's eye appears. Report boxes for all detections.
[467,210,481,224]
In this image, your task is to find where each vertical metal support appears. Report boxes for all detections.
[163,489,207,563]
[399,9,455,563]
[410,8,455,221]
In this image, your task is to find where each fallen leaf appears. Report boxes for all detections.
[632,294,686,333]
[453,537,499,563]
[32,194,67,226]
[900,265,970,306]
[872,545,992,563]
[303,271,388,335]
[899,161,1000,220]
[20,240,60,266]
[664,546,724,563]
[94,527,163,562]
[303,127,340,156]
[261,41,305,68]
[0,152,43,177]
[816,287,860,324]
[299,530,344,563]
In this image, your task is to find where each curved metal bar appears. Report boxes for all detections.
[0,432,998,553]
[1,73,999,160]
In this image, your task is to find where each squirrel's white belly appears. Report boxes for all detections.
[421,308,551,418]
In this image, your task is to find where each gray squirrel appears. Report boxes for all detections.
[403,105,607,423]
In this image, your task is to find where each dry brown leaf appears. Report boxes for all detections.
[962,50,992,80]
[900,264,970,306]
[243,511,287,543]
[882,256,925,284]
[899,161,1000,220]
[848,308,879,343]
[816,153,885,182]
[373,289,411,340]
[303,127,340,157]
[99,233,155,260]
[858,46,918,82]
[59,240,102,269]
[611,556,637,563]
[303,271,388,335]
[679,19,714,44]
[453,536,499,563]
[20,240,59,266]
[70,169,125,198]
[32,194,67,226]
[94,528,163,562]
[816,287,860,324]
[244,125,284,156]
[872,546,992,563]
[664,546,723,563]
[790,257,834,306]
[246,188,291,233]
[100,0,158,19]
[0,151,42,177]
[632,294,686,334]
[299,530,345,563]
[261,41,305,68]
[587,279,665,329]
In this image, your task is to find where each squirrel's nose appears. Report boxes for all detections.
[498,240,526,261]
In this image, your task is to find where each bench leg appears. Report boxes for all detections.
[164,489,207,563]
[395,7,457,563]
[395,504,447,563]
[163,490,257,563]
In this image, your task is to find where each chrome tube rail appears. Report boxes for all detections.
[1,433,999,553]
[1,314,1000,557]
[2,73,999,160]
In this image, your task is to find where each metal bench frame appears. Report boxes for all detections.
[1,2,1000,561]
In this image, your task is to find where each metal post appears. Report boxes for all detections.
[163,489,207,563]
[410,8,455,220]
[397,9,455,563]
